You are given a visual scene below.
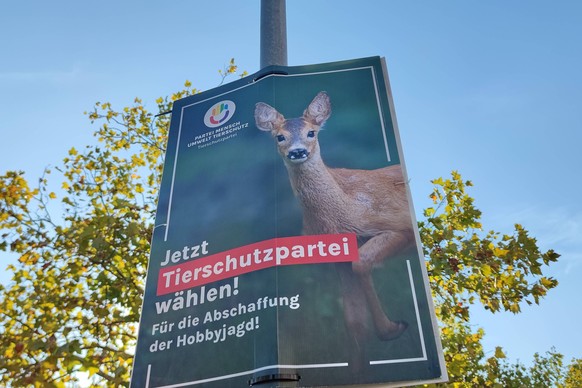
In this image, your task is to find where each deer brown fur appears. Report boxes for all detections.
[255,91,414,370]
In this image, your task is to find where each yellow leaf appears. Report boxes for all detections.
[49,192,56,199]
[540,277,554,288]
[87,366,100,377]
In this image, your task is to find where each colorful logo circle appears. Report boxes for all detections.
[204,100,236,128]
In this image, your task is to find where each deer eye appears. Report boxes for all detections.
[276,135,285,142]
[307,131,315,138]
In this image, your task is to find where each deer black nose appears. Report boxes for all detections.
[287,148,309,160]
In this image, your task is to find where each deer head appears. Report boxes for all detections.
[255,92,332,164]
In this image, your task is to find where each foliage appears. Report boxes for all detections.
[0,62,571,387]
[421,173,560,318]
[475,349,582,388]
[487,348,564,387]
[564,358,582,388]
[418,172,561,386]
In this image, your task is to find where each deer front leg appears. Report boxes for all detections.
[353,231,411,341]
[358,271,408,341]
[352,230,412,274]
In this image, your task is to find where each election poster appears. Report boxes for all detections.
[130,56,447,387]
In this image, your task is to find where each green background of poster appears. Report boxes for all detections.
[130,57,445,388]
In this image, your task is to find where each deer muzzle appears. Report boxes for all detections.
[287,148,309,162]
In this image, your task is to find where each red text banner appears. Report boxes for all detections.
[157,233,358,295]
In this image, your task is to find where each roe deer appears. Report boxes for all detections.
[255,91,415,370]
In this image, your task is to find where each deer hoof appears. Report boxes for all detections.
[377,320,408,341]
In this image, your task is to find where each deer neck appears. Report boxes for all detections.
[284,152,349,232]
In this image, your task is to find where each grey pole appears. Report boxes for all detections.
[260,0,288,68]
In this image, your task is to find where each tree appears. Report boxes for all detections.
[0,61,569,387]
[564,358,582,387]
[419,172,561,386]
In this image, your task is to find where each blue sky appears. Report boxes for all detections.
[1,0,581,368]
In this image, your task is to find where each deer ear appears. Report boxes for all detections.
[255,102,285,132]
[304,92,331,127]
